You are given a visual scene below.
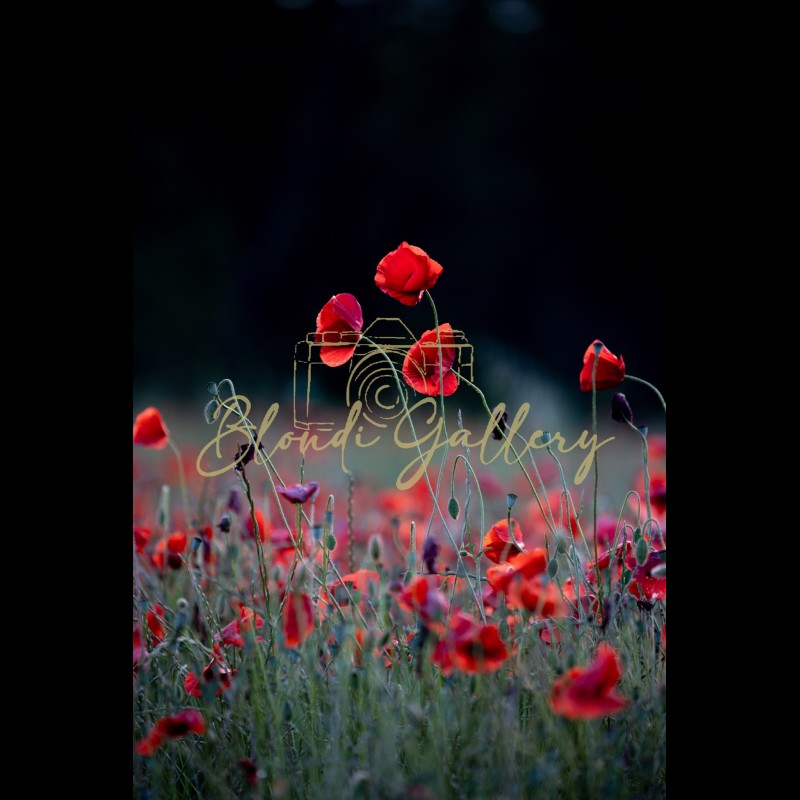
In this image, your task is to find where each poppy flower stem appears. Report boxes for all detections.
[590,357,602,600]
[453,370,559,551]
[167,439,193,530]
[625,420,652,522]
[624,375,667,414]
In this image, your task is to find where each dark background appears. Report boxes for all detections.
[133,0,665,420]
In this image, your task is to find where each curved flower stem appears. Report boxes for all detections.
[625,420,652,522]
[590,355,602,599]
[453,370,558,550]
[167,439,193,530]
[625,374,666,414]
[424,290,451,572]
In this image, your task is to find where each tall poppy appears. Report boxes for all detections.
[402,324,459,397]
[315,294,363,367]
[133,407,170,449]
[549,643,629,719]
[579,340,626,392]
[374,242,443,306]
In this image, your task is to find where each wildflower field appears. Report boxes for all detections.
[133,243,666,799]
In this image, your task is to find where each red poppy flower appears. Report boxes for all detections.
[134,526,150,553]
[315,294,363,367]
[486,547,548,592]
[282,591,314,648]
[133,626,145,668]
[628,550,666,601]
[398,576,448,634]
[482,518,526,564]
[184,648,236,699]
[276,482,320,505]
[510,574,566,619]
[244,509,270,544]
[133,407,170,449]
[579,340,626,392]
[217,606,265,648]
[146,605,166,643]
[152,531,188,570]
[452,622,509,674]
[549,643,629,719]
[321,569,381,611]
[374,241,444,306]
[135,709,206,756]
[650,476,666,515]
[402,324,459,397]
[240,759,260,787]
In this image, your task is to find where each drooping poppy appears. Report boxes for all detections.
[282,591,314,648]
[133,407,170,449]
[402,324,459,397]
[549,643,629,719]
[579,340,626,392]
[152,531,188,570]
[482,518,526,564]
[135,709,206,756]
[374,241,444,306]
[276,482,320,505]
[315,294,363,367]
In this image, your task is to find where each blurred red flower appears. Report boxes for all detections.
[146,605,166,643]
[374,241,443,306]
[402,324,459,397]
[549,643,629,719]
[315,294,363,367]
[430,609,509,674]
[650,476,666,515]
[244,508,270,544]
[510,574,566,619]
[486,547,548,592]
[217,606,265,648]
[152,531,188,570]
[134,525,150,553]
[579,340,626,392]
[283,591,314,648]
[240,759,260,787]
[398,576,448,634]
[628,550,666,601]
[277,482,320,505]
[482,518,526,564]
[184,646,236,699]
[133,407,170,449]
[135,709,206,756]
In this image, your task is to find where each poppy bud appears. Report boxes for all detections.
[217,514,231,533]
[611,393,633,424]
[635,537,649,566]
[491,405,509,440]
[369,534,382,563]
[547,558,559,578]
[448,495,460,520]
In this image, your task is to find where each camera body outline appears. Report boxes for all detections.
[293,317,473,430]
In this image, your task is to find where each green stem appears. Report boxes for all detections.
[626,419,652,522]
[591,354,601,597]
[625,374,666,414]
